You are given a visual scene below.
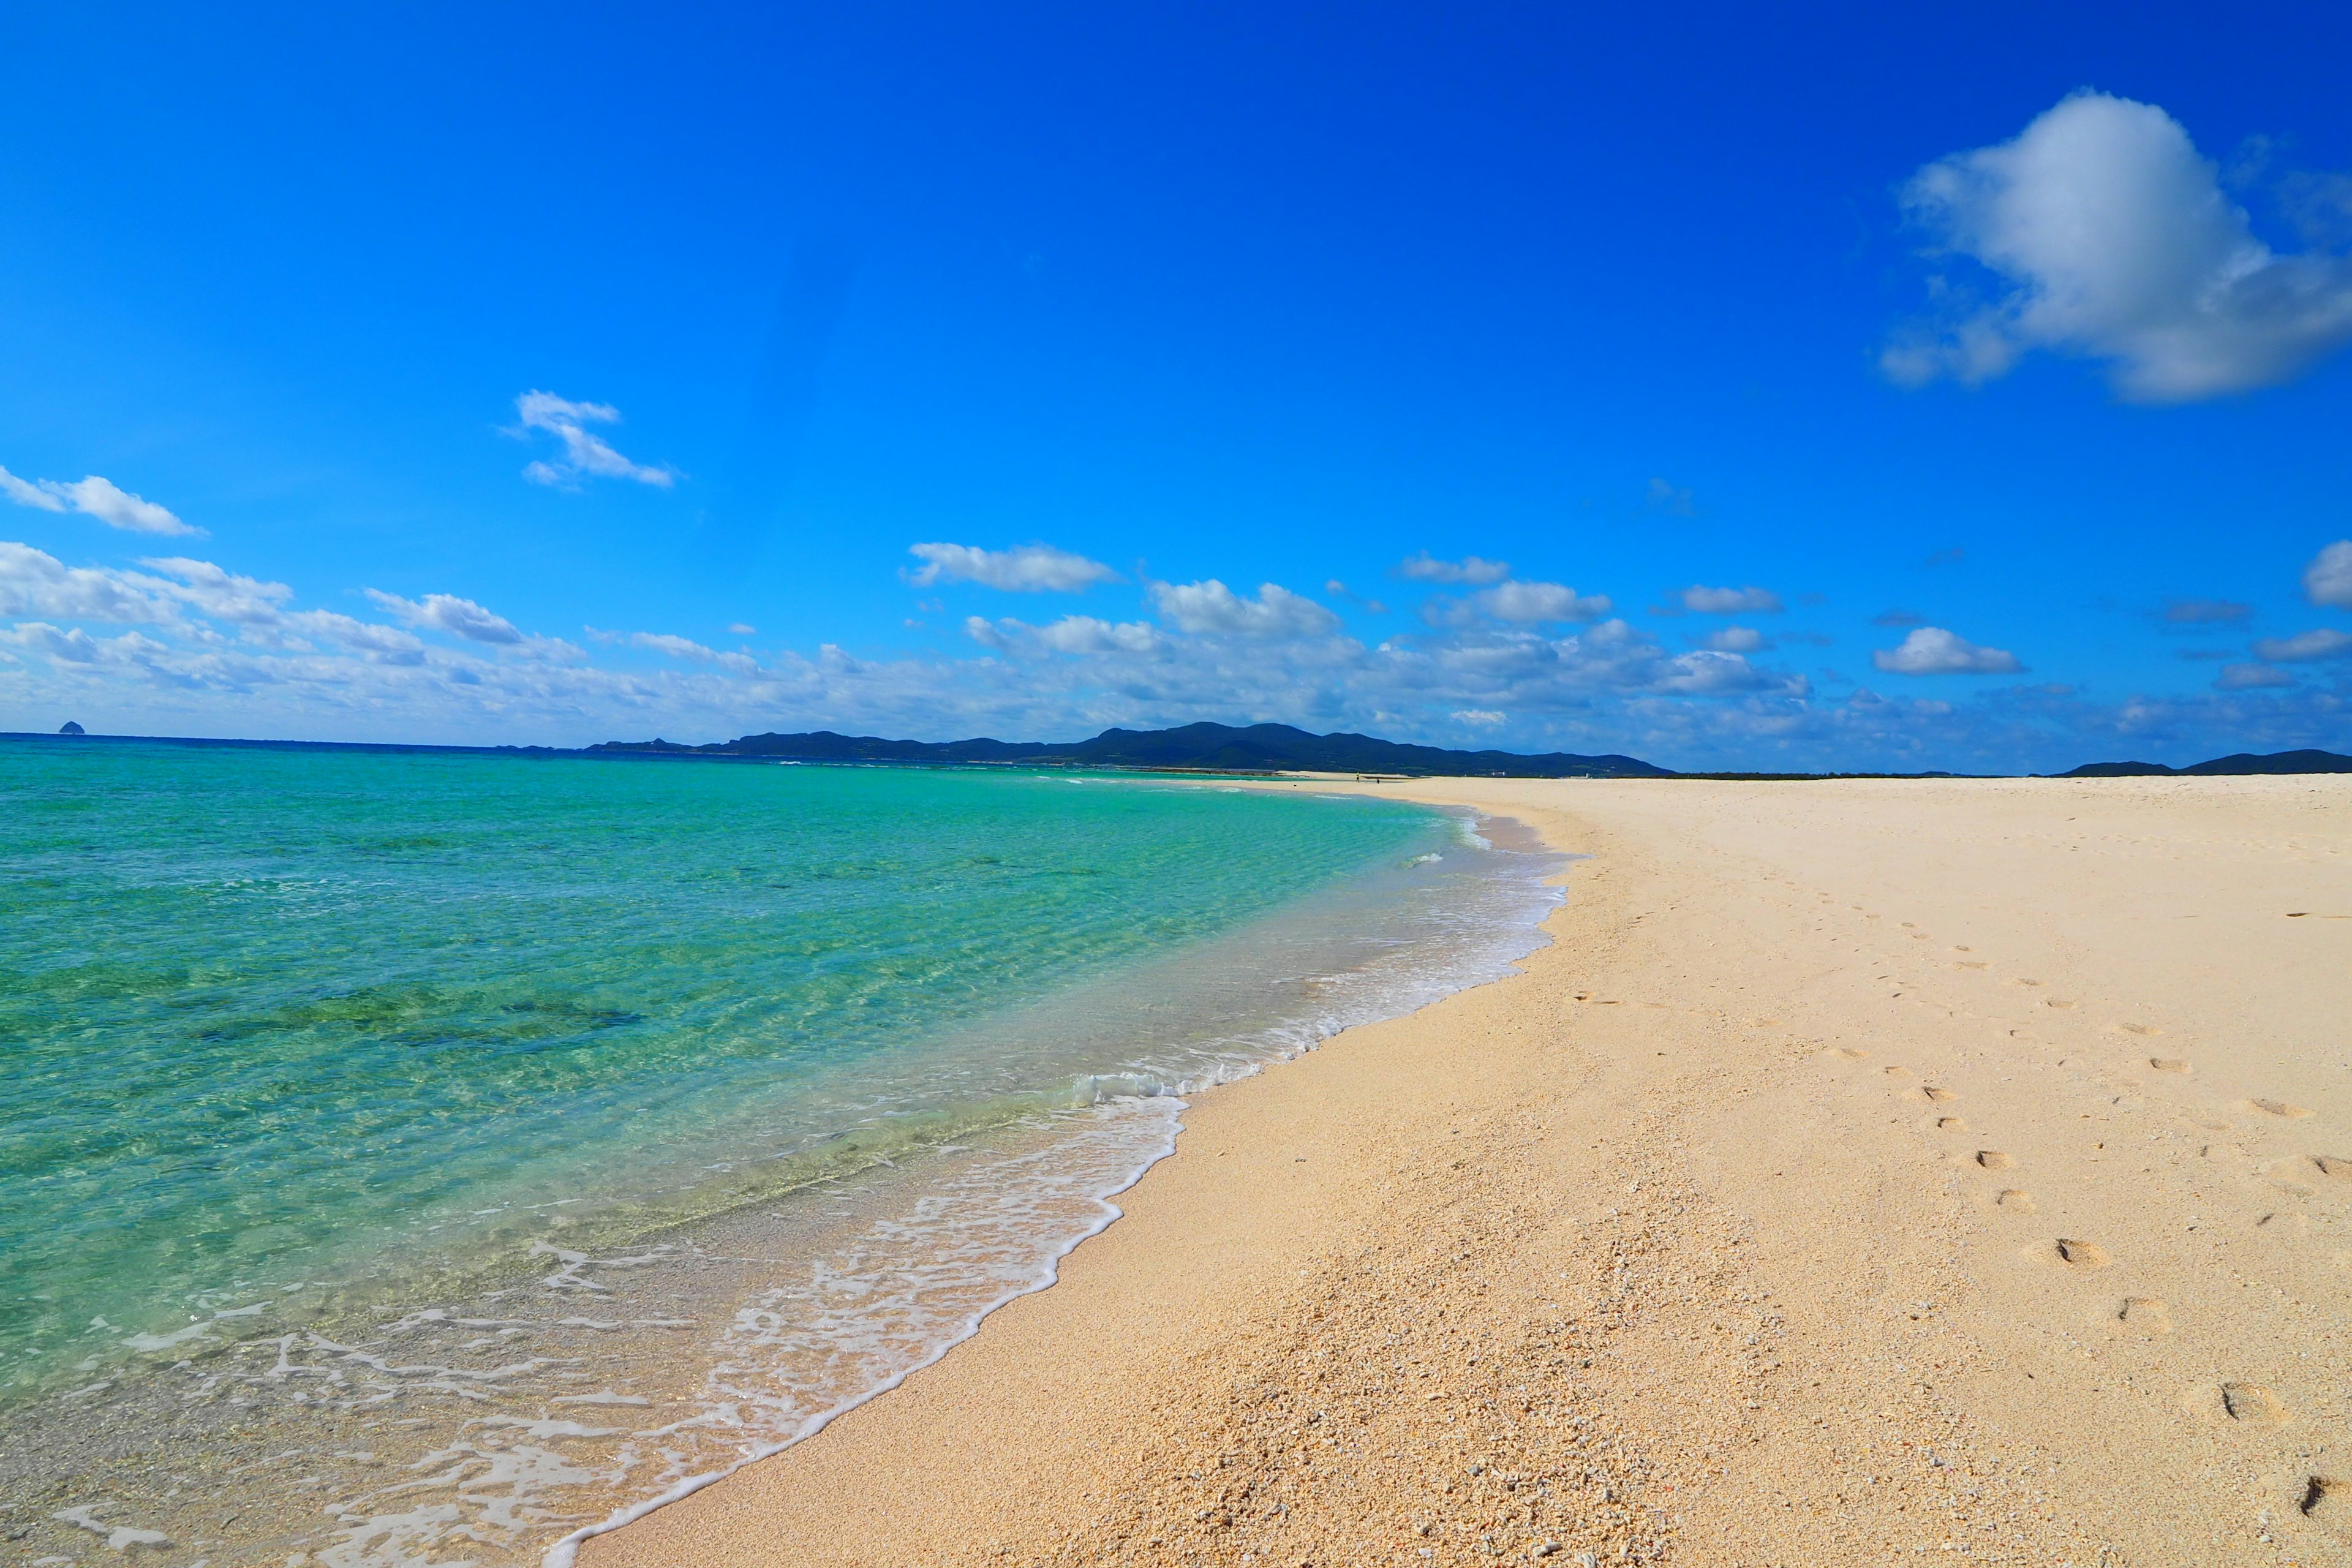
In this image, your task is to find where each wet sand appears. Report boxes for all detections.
[586,775,2351,1566]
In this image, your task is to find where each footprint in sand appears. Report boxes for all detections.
[2297,1476,2351,1540]
[2119,1023,2162,1036]
[2116,1297,2171,1335]
[2310,1155,2352,1181]
[1952,960,1989,970]
[2149,1058,2192,1074]
[2044,998,2078,1010]
[1976,1150,2016,1169]
[1996,1189,2036,1213]
[2051,1238,2109,1268]
[1826,1047,1867,1060]
[1919,1085,1958,1102]
[1882,1065,1910,1078]
[2245,1098,2316,1119]
[2183,1381,2288,1428]
[2011,978,2045,989]
[1935,1116,1969,1133]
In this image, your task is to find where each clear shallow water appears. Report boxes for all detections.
[0,741,1563,1564]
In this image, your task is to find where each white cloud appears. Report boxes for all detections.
[281,610,426,661]
[2252,627,2352,662]
[0,465,66,511]
[1473,580,1612,624]
[1,466,200,535]
[1695,625,1770,652]
[1149,579,1341,639]
[2215,662,2294,690]
[2305,540,2352,608]
[138,557,292,624]
[1678,584,1782,614]
[1886,91,2352,401]
[965,614,1164,656]
[1451,709,1506,726]
[611,631,758,674]
[905,542,1117,592]
[1398,552,1512,585]
[728,622,757,635]
[1871,627,2024,675]
[0,542,180,624]
[511,391,674,488]
[364,590,524,645]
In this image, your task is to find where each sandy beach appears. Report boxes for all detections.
[586,775,2351,1567]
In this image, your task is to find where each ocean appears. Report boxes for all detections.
[0,739,1562,1564]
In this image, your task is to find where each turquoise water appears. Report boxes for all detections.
[0,742,1452,1386]
[0,739,1562,1564]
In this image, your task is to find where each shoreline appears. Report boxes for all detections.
[551,795,1564,1564]
[589,773,2351,1566]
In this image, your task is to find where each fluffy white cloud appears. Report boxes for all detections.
[1451,709,1506,725]
[1871,627,2024,675]
[1473,580,1611,624]
[2305,540,2352,608]
[364,590,524,645]
[1398,552,1512,585]
[139,557,292,624]
[906,542,1117,592]
[0,466,200,535]
[1149,579,1340,639]
[512,391,674,488]
[0,466,66,511]
[2252,627,2352,662]
[0,542,180,624]
[1678,584,1782,614]
[281,610,426,661]
[1886,92,2352,401]
[965,614,1164,655]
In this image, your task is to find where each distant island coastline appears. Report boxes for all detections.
[10,723,2349,779]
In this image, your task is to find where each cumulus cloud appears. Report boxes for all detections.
[1871,627,2024,675]
[1677,584,1783,615]
[1885,91,2352,401]
[1149,579,1340,639]
[2305,540,2352,608]
[511,391,675,488]
[905,542,1117,592]
[364,590,524,645]
[968,614,1164,656]
[0,465,200,535]
[1398,552,1512,585]
[1472,581,1612,624]
[140,557,292,624]
[2252,627,2352,662]
[2215,662,2294,690]
[0,542,180,624]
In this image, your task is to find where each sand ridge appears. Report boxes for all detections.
[587,775,2350,1566]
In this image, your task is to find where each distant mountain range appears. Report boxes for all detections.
[2060,748,2352,777]
[589,722,1676,778]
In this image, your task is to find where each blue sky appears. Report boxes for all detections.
[3,2,2350,771]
